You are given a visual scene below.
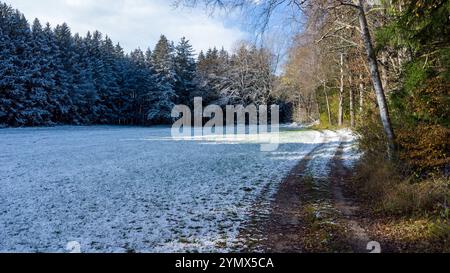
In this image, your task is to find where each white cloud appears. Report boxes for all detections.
[3,0,247,53]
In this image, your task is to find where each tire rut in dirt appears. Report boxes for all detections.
[238,143,328,253]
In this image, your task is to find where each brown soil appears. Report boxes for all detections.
[240,135,375,253]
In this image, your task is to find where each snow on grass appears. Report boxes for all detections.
[306,130,342,179]
[0,126,332,253]
[305,130,360,179]
[339,129,362,170]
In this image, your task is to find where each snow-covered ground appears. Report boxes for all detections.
[0,126,356,253]
[305,129,360,179]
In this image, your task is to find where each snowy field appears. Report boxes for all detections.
[0,126,354,253]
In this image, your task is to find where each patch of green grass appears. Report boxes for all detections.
[178,237,191,244]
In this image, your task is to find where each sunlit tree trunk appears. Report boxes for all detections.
[323,81,332,126]
[380,52,389,93]
[349,75,355,128]
[339,53,345,127]
[359,74,364,113]
[356,0,395,158]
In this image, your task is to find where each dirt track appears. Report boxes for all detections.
[240,133,373,253]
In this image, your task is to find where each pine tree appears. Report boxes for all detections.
[53,23,76,123]
[0,2,277,127]
[152,35,176,91]
[197,50,206,75]
[150,35,176,122]
[196,47,224,104]
[112,42,130,125]
[144,48,153,68]
[122,49,167,125]
[0,4,16,126]
[27,18,54,125]
[174,37,197,105]
[73,32,97,124]
[100,35,121,123]
[41,22,68,124]
[0,8,34,126]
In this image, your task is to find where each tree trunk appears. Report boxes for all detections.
[338,53,345,127]
[349,75,355,128]
[381,52,389,93]
[357,0,395,158]
[323,81,332,126]
[359,74,364,113]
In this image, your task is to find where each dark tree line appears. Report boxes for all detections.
[0,3,281,128]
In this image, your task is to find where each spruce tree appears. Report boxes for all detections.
[174,37,197,106]
[0,4,16,126]
[150,35,176,122]
[28,18,54,125]
[53,23,76,123]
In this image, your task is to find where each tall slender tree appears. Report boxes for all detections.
[174,37,197,105]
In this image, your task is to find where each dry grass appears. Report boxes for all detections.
[368,217,450,253]
[383,177,448,215]
[351,153,450,252]
[352,153,448,215]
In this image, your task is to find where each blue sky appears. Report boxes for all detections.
[4,0,250,53]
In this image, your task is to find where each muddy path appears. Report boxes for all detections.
[258,143,327,253]
[238,141,329,253]
[239,133,373,253]
[329,141,371,253]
